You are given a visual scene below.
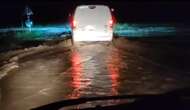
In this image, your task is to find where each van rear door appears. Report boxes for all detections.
[74,5,112,31]
[73,5,113,41]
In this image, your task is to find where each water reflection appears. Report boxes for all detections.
[68,51,83,98]
[107,48,121,95]
[68,44,121,98]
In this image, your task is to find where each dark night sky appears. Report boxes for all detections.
[0,0,190,27]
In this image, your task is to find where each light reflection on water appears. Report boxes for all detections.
[67,43,122,98]
[69,51,83,98]
[107,48,121,95]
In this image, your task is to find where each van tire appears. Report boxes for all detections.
[71,32,74,45]
[71,38,74,45]
[112,35,118,46]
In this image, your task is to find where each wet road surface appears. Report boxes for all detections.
[1,38,190,110]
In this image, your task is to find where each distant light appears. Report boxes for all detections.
[114,23,176,37]
[24,6,33,16]
[25,20,33,28]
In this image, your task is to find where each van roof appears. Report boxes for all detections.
[74,5,111,21]
[76,5,110,9]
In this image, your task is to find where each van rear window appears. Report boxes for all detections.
[88,5,96,9]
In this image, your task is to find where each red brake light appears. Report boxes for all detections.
[109,19,113,27]
[72,20,77,29]
[109,18,115,28]
[70,15,77,29]
[109,15,116,28]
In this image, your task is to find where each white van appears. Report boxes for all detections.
[70,5,114,42]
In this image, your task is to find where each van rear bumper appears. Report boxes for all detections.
[72,30,113,42]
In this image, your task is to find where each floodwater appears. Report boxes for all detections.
[0,39,190,110]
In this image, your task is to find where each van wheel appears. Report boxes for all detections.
[71,38,74,45]
[112,36,119,46]
[70,34,74,46]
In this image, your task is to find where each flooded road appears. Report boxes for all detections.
[1,38,190,110]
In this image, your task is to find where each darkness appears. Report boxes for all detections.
[0,0,190,27]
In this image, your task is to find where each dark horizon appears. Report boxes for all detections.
[0,1,190,27]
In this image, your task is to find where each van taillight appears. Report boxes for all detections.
[71,19,77,29]
[109,15,116,28]
[109,19,114,28]
[73,20,77,28]
[109,19,113,27]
